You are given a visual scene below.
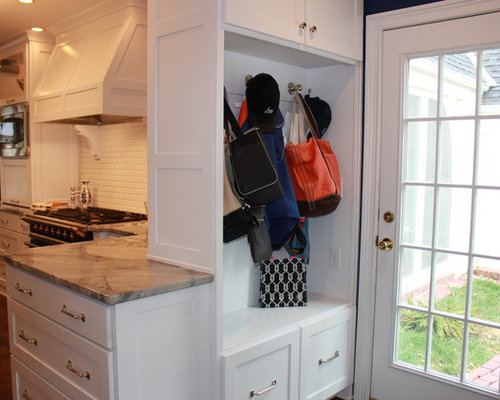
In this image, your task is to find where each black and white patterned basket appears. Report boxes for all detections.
[259,257,307,308]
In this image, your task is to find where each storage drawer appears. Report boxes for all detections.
[6,266,112,348]
[0,210,21,232]
[0,226,22,254]
[11,356,71,400]
[299,307,355,400]
[223,329,300,400]
[8,299,113,400]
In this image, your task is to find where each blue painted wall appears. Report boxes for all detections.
[365,0,444,15]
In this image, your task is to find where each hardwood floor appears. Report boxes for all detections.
[0,294,12,399]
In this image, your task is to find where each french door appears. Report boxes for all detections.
[370,9,500,400]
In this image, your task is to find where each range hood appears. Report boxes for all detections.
[32,1,146,125]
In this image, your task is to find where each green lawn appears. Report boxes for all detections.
[397,278,500,377]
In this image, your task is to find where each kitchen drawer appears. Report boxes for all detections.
[0,226,23,254]
[6,266,112,348]
[8,298,113,400]
[11,355,71,400]
[0,210,22,232]
[299,307,355,400]
[223,329,300,400]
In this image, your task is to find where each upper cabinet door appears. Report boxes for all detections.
[224,0,362,61]
[224,0,305,45]
[305,0,363,61]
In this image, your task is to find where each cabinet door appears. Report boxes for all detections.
[225,0,305,44]
[305,0,362,60]
[223,329,300,400]
[0,158,31,208]
[299,307,355,400]
[0,43,27,106]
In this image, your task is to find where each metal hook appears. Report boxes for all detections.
[288,82,302,95]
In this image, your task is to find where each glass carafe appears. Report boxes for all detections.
[80,180,92,209]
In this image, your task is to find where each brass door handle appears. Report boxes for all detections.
[378,238,393,251]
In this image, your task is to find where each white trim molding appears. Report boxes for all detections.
[355,1,500,400]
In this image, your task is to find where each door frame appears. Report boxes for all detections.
[356,1,500,399]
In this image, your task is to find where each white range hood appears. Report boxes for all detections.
[32,0,146,125]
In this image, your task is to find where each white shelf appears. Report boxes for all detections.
[223,293,353,352]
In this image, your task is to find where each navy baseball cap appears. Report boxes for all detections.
[246,73,280,133]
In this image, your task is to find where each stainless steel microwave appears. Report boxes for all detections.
[0,103,29,157]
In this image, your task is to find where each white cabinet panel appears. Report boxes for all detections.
[0,159,31,208]
[7,266,112,348]
[223,329,300,400]
[300,307,355,400]
[11,356,72,400]
[8,299,113,400]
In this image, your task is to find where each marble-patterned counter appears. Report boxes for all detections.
[2,234,213,305]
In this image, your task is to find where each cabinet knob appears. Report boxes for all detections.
[22,389,33,400]
[299,22,307,30]
[309,25,317,33]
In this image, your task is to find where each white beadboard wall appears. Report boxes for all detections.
[78,121,148,214]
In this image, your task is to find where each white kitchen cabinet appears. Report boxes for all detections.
[0,32,79,209]
[224,0,363,61]
[148,0,362,399]
[6,265,211,400]
[223,329,300,400]
[0,209,29,296]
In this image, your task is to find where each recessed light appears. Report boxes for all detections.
[18,0,34,4]
[30,27,44,32]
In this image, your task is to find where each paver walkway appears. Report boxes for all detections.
[466,354,500,390]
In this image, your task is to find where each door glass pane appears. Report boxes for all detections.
[473,189,500,257]
[430,316,464,378]
[396,308,428,369]
[433,253,468,316]
[437,120,474,185]
[477,119,500,186]
[441,52,477,117]
[471,257,500,323]
[479,48,500,116]
[435,187,471,252]
[401,185,434,247]
[466,324,500,391]
[406,57,438,118]
[403,121,436,183]
[399,248,432,307]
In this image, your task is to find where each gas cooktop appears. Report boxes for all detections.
[33,207,147,225]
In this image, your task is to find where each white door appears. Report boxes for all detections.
[371,10,500,400]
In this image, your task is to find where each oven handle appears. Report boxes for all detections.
[21,215,86,238]
[29,232,69,245]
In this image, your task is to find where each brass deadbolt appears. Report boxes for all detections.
[383,211,395,223]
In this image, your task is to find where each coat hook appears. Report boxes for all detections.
[288,82,302,95]
[245,74,253,83]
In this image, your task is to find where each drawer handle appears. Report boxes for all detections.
[319,350,340,365]
[22,389,33,400]
[250,379,277,397]
[61,305,86,322]
[1,241,10,249]
[0,218,8,224]
[14,282,33,296]
[19,330,38,346]
[66,360,91,380]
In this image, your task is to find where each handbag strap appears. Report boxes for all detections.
[224,97,244,139]
[294,92,321,139]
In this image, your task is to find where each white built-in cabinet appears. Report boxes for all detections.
[148,0,363,399]
[225,0,363,61]
[0,32,79,208]
[7,266,210,399]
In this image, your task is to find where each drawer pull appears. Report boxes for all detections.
[14,282,33,296]
[250,379,277,397]
[61,305,86,322]
[1,241,10,249]
[66,360,91,380]
[22,389,33,400]
[319,350,340,365]
[19,330,38,346]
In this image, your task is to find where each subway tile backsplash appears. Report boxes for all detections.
[78,121,148,214]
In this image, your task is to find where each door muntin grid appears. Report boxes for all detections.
[393,48,500,395]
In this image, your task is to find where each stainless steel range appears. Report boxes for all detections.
[21,207,147,247]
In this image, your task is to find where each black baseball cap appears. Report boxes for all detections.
[246,73,280,133]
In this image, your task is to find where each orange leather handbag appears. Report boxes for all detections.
[285,92,341,217]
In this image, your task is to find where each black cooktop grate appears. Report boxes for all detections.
[34,207,147,225]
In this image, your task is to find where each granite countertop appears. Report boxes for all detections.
[3,233,213,305]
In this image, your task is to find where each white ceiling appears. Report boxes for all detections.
[0,0,107,45]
